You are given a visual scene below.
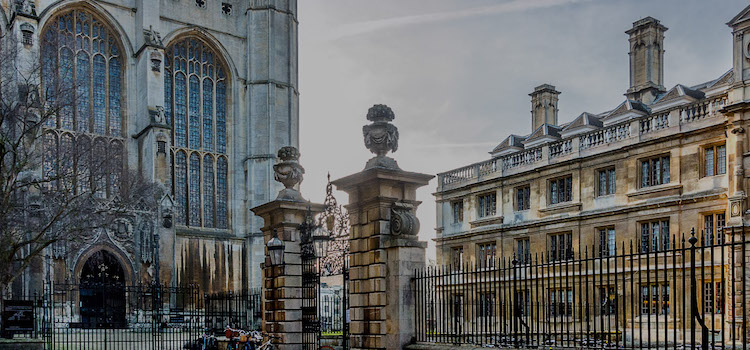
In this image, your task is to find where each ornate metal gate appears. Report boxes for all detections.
[317,175,350,350]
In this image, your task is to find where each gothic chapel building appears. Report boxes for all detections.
[7,0,298,295]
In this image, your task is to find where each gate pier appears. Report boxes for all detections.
[251,146,324,349]
[332,104,433,350]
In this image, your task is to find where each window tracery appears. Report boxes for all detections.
[165,37,229,228]
[41,8,125,198]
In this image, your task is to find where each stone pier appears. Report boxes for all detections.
[332,105,433,350]
[251,146,323,349]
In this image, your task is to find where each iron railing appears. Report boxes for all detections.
[45,283,202,350]
[415,226,748,349]
[320,295,345,334]
[204,288,262,334]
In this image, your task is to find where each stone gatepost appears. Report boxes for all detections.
[251,147,324,349]
[332,105,433,350]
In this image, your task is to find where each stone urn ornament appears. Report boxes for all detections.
[363,104,401,170]
[273,146,305,201]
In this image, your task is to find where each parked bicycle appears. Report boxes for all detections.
[225,327,278,350]
[184,329,219,350]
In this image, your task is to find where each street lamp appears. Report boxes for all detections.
[311,226,331,259]
[267,230,285,266]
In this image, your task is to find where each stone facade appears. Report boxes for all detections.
[434,5,750,339]
[9,0,298,296]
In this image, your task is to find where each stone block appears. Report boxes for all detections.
[368,291,386,306]
[368,263,386,278]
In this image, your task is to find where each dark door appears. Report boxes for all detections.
[79,250,127,328]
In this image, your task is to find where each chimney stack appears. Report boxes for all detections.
[625,17,667,104]
[530,84,560,131]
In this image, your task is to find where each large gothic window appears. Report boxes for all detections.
[40,8,125,198]
[165,38,229,229]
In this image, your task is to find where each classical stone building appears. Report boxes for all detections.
[433,5,750,335]
[8,0,298,296]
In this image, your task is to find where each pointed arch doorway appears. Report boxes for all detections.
[79,250,127,328]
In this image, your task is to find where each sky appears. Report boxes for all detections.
[296,0,747,262]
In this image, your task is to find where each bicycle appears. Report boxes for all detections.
[184,329,219,350]
[225,327,278,350]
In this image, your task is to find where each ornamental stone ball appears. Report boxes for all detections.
[273,146,305,201]
[363,104,401,170]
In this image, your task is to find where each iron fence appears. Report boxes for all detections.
[204,288,262,334]
[320,295,345,334]
[45,283,202,350]
[415,227,749,349]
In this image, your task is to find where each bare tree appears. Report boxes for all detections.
[0,32,162,295]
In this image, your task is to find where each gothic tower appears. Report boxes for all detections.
[6,0,299,295]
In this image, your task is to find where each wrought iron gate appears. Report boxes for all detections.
[302,251,320,350]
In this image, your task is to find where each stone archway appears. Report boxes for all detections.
[79,250,127,328]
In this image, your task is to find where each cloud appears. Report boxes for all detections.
[323,0,593,41]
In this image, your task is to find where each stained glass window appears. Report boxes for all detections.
[165,37,229,228]
[41,8,126,198]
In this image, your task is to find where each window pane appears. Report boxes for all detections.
[608,169,616,194]
[717,145,726,175]
[174,73,187,147]
[706,147,715,177]
[175,151,187,225]
[705,215,714,245]
[217,156,228,229]
[641,160,649,187]
[203,155,215,228]
[641,223,649,253]
[608,228,616,256]
[108,57,122,136]
[599,170,606,196]
[662,156,670,183]
[551,181,558,204]
[189,75,200,149]
[189,152,201,226]
[93,55,106,134]
[76,52,90,133]
[216,80,227,154]
[203,79,214,152]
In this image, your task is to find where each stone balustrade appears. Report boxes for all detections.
[437,96,728,190]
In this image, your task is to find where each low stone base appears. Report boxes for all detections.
[405,343,498,350]
[0,337,44,350]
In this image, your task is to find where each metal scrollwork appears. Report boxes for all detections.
[390,202,419,236]
[316,173,350,276]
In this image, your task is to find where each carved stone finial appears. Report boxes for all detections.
[363,104,400,170]
[143,26,164,47]
[273,146,305,201]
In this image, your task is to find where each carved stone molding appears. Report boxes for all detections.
[391,202,419,237]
